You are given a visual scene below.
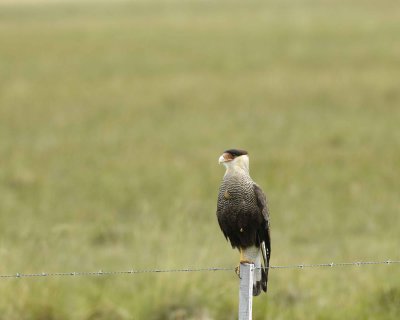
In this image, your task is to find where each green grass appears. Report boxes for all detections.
[0,0,399,319]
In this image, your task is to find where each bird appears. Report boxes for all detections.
[216,149,271,296]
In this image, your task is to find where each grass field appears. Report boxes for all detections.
[0,0,400,319]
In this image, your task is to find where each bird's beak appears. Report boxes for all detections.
[219,153,233,164]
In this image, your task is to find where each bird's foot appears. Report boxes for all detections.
[235,265,240,278]
[235,260,254,278]
[240,259,253,264]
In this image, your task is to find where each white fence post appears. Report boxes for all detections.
[238,262,254,320]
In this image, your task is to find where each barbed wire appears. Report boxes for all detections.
[1,260,399,279]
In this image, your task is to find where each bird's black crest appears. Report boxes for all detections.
[224,149,248,157]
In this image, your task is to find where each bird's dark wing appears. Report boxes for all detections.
[216,212,228,241]
[216,197,229,241]
[253,183,271,291]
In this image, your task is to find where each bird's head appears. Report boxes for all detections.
[218,149,250,173]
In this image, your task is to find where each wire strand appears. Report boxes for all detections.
[1,260,399,279]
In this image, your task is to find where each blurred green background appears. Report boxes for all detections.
[0,0,399,319]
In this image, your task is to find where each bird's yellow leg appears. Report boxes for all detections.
[239,247,252,264]
[235,248,252,277]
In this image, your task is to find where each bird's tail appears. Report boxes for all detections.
[260,242,269,293]
[242,246,268,296]
[252,250,262,296]
[241,246,263,296]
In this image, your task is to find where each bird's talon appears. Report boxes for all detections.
[235,265,241,279]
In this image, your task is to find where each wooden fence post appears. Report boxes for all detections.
[238,262,254,320]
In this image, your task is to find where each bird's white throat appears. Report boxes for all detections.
[223,155,250,176]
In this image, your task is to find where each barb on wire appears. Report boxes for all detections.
[265,259,399,270]
[0,260,399,279]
